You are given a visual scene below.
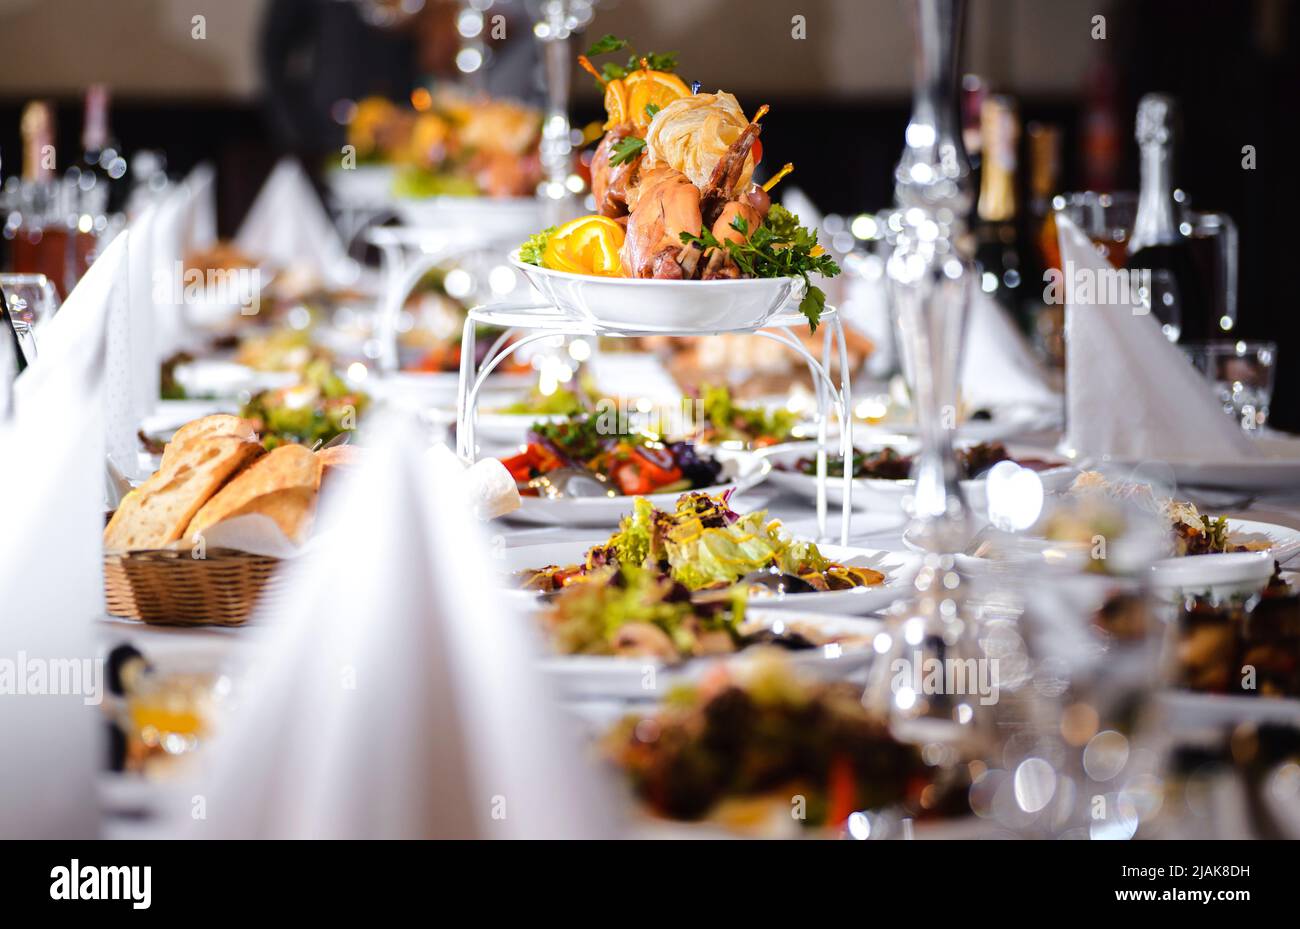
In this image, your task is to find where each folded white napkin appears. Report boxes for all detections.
[188,413,619,838]
[236,158,359,289]
[180,162,218,255]
[961,289,1060,411]
[126,204,160,423]
[149,185,190,359]
[0,240,112,839]
[1057,214,1256,463]
[17,232,136,480]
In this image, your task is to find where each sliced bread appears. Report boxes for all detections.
[161,414,259,471]
[183,443,321,542]
[105,436,264,552]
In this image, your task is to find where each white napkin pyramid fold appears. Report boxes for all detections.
[961,289,1060,411]
[1057,214,1256,464]
[236,158,358,289]
[188,413,620,838]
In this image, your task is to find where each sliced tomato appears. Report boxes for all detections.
[610,458,655,496]
[631,446,682,488]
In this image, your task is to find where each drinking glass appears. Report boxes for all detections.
[0,272,60,366]
[1051,191,1238,341]
[1182,340,1276,433]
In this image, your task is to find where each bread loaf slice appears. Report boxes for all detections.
[104,436,264,552]
[161,414,259,471]
[183,443,321,542]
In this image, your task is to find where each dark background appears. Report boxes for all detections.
[1,0,1296,430]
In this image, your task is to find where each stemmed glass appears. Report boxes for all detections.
[0,273,60,369]
[527,0,596,224]
[867,0,992,750]
[888,0,974,554]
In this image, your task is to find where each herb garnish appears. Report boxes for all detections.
[584,34,679,84]
[679,205,840,332]
[608,135,647,167]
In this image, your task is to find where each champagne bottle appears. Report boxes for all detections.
[1123,94,1211,343]
[78,84,128,214]
[1025,122,1064,366]
[974,95,1024,327]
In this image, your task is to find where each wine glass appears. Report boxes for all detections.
[527,0,596,224]
[0,273,60,367]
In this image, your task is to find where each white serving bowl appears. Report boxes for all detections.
[510,252,798,333]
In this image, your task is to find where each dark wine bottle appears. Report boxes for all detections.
[974,95,1025,328]
[1123,94,1212,343]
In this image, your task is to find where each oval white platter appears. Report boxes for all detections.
[498,538,920,616]
[915,517,1300,576]
[530,609,882,701]
[850,402,1062,445]
[395,197,543,244]
[509,252,800,333]
[758,441,1076,514]
[504,449,770,528]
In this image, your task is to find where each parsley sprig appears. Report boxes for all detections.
[584,34,679,84]
[678,204,840,332]
[608,135,647,167]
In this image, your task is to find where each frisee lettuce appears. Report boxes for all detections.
[519,226,557,266]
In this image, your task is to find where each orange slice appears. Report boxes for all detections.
[602,78,629,130]
[543,215,625,277]
[624,70,691,128]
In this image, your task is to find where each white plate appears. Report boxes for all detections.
[759,441,1075,514]
[1117,434,1300,491]
[505,449,770,528]
[173,360,298,400]
[394,197,543,244]
[424,407,570,447]
[919,517,1300,573]
[500,539,920,616]
[326,164,397,208]
[851,403,1062,444]
[534,609,882,700]
[370,369,535,409]
[510,252,798,333]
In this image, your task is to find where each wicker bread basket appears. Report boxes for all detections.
[103,548,285,626]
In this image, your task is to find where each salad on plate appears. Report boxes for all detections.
[500,414,726,498]
[516,491,886,595]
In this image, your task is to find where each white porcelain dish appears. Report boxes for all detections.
[395,197,543,244]
[916,517,1300,574]
[499,538,920,616]
[509,252,799,333]
[759,441,1075,514]
[326,164,397,208]
[1116,434,1300,491]
[533,609,882,700]
[503,449,769,528]
[173,360,298,400]
[370,369,535,409]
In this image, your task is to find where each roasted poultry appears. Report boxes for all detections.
[622,166,704,279]
[520,35,840,329]
[590,122,644,218]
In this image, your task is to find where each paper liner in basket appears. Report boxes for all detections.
[185,415,618,838]
[1057,214,1256,465]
